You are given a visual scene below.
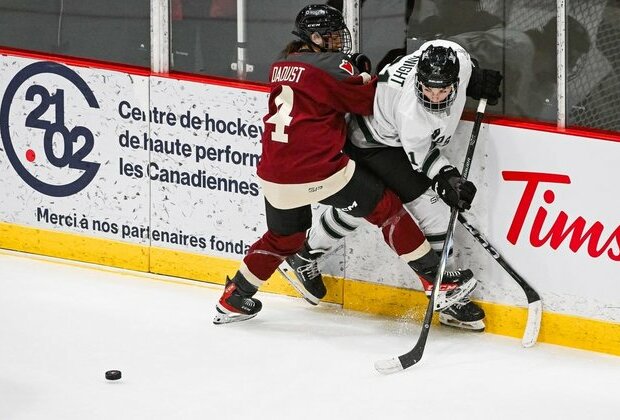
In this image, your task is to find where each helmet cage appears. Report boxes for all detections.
[319,28,352,54]
[415,76,459,113]
[293,5,352,54]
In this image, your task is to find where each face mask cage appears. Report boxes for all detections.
[315,27,352,54]
[414,75,459,114]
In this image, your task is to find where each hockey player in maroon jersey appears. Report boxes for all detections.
[214,4,476,324]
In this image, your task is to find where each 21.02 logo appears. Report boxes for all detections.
[1,61,100,197]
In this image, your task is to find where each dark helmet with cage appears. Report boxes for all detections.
[415,45,460,113]
[292,4,352,54]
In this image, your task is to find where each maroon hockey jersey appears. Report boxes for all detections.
[257,52,376,185]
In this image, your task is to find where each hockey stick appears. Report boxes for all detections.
[375,99,487,374]
[457,213,542,347]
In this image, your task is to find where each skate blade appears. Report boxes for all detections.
[277,265,320,306]
[434,278,477,311]
[439,315,485,332]
[213,308,257,325]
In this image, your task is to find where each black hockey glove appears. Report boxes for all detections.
[432,166,477,211]
[350,53,372,74]
[467,65,503,106]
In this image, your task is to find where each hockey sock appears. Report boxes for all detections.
[229,271,259,296]
[242,230,306,282]
[306,207,362,252]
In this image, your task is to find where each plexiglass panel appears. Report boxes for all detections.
[407,0,559,122]
[0,0,150,67]
[405,0,620,131]
[2,0,617,132]
[170,0,320,82]
[566,0,620,132]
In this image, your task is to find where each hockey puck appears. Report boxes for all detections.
[105,370,122,381]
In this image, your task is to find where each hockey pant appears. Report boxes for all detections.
[240,189,430,289]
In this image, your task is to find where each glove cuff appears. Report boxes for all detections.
[437,165,460,177]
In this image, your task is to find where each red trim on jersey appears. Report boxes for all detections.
[339,59,355,76]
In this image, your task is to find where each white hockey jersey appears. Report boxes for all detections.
[348,40,473,180]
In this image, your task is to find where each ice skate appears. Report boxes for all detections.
[214,273,262,325]
[280,242,327,305]
[409,250,477,310]
[415,267,477,310]
[439,296,486,332]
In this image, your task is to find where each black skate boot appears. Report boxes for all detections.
[280,242,327,305]
[439,297,486,332]
[409,251,477,311]
[213,271,262,324]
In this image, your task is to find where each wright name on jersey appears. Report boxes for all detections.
[348,40,473,181]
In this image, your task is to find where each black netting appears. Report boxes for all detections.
[480,0,620,131]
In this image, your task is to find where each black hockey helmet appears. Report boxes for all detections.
[415,45,460,113]
[292,4,352,54]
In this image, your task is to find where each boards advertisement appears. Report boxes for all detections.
[1,54,618,326]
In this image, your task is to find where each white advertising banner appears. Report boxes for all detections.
[472,124,619,320]
[146,76,267,258]
[0,56,150,245]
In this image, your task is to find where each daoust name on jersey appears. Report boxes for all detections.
[271,65,306,83]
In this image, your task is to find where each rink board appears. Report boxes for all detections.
[0,51,618,356]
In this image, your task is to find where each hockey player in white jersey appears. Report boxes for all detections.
[281,40,502,331]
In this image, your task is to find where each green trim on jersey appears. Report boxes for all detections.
[378,71,390,83]
[354,114,381,145]
[421,147,440,176]
[426,233,447,243]
[331,208,357,231]
[320,214,345,239]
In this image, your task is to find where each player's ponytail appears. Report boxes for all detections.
[280,40,309,58]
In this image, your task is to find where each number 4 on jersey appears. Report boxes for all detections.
[266,85,294,143]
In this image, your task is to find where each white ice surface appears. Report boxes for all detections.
[1,250,618,420]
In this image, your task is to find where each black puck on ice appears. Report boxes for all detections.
[105,370,122,381]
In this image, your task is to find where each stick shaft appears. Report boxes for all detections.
[457,213,540,304]
[396,99,488,370]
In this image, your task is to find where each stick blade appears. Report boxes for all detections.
[374,357,404,375]
[522,300,543,348]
